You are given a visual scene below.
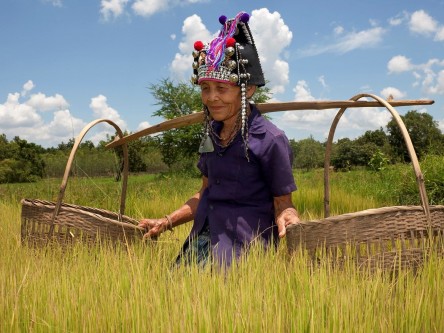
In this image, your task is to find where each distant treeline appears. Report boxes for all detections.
[0,110,443,184]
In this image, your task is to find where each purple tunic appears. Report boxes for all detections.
[189,105,297,266]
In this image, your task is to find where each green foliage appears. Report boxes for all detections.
[331,138,379,171]
[149,78,203,170]
[0,135,45,183]
[290,136,324,171]
[368,149,390,172]
[387,110,443,162]
[395,155,444,205]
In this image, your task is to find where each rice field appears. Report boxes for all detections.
[1,168,443,332]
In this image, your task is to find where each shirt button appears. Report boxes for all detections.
[209,205,214,210]
[216,179,221,185]
[217,152,223,157]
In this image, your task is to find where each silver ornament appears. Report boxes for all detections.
[225,47,235,57]
[229,74,238,83]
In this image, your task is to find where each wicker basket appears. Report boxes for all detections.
[21,119,144,247]
[286,94,444,271]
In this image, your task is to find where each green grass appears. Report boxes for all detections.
[1,167,444,332]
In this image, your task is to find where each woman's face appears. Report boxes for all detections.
[200,81,242,124]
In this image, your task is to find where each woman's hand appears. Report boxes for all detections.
[139,218,169,240]
[276,208,300,238]
[273,194,301,238]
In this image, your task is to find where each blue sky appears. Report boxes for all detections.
[1,0,443,147]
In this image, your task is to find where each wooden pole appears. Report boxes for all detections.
[106,99,434,148]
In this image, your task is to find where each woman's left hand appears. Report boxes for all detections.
[273,194,301,238]
[276,207,300,238]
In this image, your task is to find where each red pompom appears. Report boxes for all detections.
[226,37,236,47]
[194,41,204,51]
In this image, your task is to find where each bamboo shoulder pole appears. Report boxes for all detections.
[106,99,434,148]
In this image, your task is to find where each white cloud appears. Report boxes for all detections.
[298,26,385,57]
[137,121,151,131]
[435,27,444,41]
[388,11,408,26]
[380,87,406,100]
[438,119,444,133]
[344,107,391,131]
[89,95,127,130]
[334,26,344,35]
[43,0,62,7]
[26,92,69,111]
[338,27,385,53]
[250,8,293,95]
[170,14,213,81]
[21,80,35,97]
[387,55,413,73]
[409,10,444,42]
[409,10,438,36]
[318,75,327,88]
[426,69,444,95]
[387,56,444,95]
[43,110,86,138]
[0,88,86,146]
[277,82,392,141]
[100,0,129,20]
[293,80,315,101]
[0,82,133,147]
[0,93,42,129]
[132,0,169,17]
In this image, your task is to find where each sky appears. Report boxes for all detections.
[1,0,444,148]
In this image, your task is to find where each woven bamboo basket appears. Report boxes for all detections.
[21,119,145,247]
[286,94,444,271]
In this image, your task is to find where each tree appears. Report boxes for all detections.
[290,136,324,171]
[331,138,378,171]
[149,79,203,169]
[355,128,388,148]
[386,110,443,162]
[0,135,45,183]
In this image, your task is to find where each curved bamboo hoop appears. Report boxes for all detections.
[323,93,431,223]
[47,119,129,237]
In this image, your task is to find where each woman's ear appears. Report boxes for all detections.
[246,85,257,99]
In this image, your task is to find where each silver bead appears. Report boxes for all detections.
[192,61,199,69]
[229,74,238,83]
[227,60,237,70]
[192,50,199,58]
[225,47,235,57]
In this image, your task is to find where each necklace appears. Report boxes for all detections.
[210,114,241,148]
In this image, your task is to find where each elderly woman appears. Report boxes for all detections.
[139,12,300,267]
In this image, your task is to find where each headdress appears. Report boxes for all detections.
[191,12,265,87]
[193,12,265,159]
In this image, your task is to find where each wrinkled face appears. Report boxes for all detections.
[200,80,242,124]
[200,81,257,125]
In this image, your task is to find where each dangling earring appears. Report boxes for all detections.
[241,83,247,136]
[240,83,250,161]
[198,105,214,153]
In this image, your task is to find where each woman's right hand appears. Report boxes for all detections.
[139,218,169,240]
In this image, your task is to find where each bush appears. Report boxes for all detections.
[395,155,444,205]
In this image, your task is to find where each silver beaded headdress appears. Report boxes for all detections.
[193,12,265,159]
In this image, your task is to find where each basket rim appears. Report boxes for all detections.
[287,204,444,227]
[21,198,143,231]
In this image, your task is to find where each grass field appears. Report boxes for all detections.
[1,165,443,332]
